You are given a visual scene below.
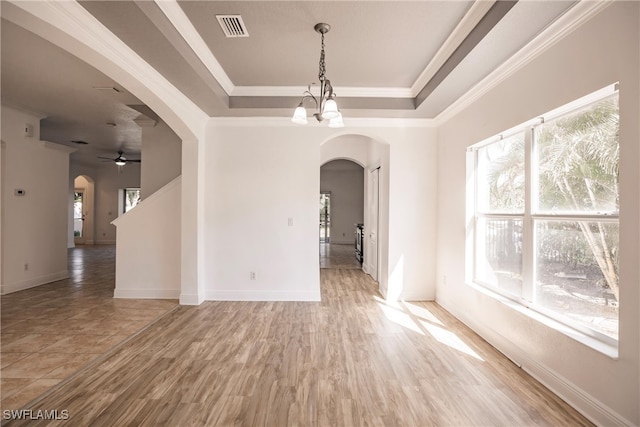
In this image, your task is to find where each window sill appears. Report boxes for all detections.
[467,281,619,359]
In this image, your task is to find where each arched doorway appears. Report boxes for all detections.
[3,1,207,303]
[319,134,389,293]
[319,159,364,269]
[72,175,95,245]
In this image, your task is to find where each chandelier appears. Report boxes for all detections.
[291,23,344,128]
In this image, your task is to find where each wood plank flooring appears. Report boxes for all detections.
[1,245,177,412]
[319,243,361,269]
[2,249,592,426]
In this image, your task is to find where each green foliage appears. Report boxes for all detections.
[536,97,619,213]
[479,134,525,212]
[482,94,620,300]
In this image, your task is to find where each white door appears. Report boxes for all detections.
[366,168,379,282]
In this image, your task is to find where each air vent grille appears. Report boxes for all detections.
[216,15,249,37]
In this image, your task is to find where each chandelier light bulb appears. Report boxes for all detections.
[328,112,344,128]
[321,98,340,120]
[291,104,308,124]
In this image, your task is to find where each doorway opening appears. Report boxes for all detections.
[74,191,84,239]
[319,159,364,270]
[73,175,95,246]
[320,192,331,243]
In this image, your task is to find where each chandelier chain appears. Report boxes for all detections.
[318,32,326,81]
[291,23,342,127]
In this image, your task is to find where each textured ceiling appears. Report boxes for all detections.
[178,1,472,87]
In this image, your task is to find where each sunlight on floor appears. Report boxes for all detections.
[377,303,424,335]
[403,302,445,326]
[420,321,484,361]
[374,296,484,361]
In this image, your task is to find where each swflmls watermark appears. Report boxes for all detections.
[2,409,69,421]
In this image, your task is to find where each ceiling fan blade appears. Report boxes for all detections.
[127,159,142,163]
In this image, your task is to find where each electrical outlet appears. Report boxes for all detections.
[24,263,29,271]
[250,272,257,280]
[443,275,447,285]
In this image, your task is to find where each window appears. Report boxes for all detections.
[469,85,619,344]
[123,188,141,213]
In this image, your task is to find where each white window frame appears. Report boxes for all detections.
[466,83,620,352]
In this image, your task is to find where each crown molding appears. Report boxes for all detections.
[209,116,434,128]
[231,85,414,98]
[411,0,496,96]
[342,117,435,128]
[152,0,492,100]
[154,0,235,95]
[434,0,615,126]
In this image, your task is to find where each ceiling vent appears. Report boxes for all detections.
[216,15,249,37]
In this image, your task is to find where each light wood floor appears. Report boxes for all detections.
[319,243,362,269]
[1,246,592,426]
[1,245,177,412]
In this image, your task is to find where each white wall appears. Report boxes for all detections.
[320,134,371,166]
[320,160,364,245]
[93,163,141,244]
[205,123,322,301]
[387,132,437,300]
[112,176,181,299]
[204,120,437,302]
[1,105,73,294]
[140,120,181,199]
[69,162,140,245]
[435,3,639,425]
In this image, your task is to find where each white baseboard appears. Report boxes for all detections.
[363,263,371,275]
[113,288,179,299]
[206,290,321,302]
[180,292,204,306]
[0,270,69,295]
[398,292,435,302]
[437,297,633,427]
[520,352,633,427]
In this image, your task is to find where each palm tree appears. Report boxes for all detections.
[483,97,619,302]
[535,97,619,301]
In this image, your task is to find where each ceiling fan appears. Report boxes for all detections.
[97,151,141,166]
